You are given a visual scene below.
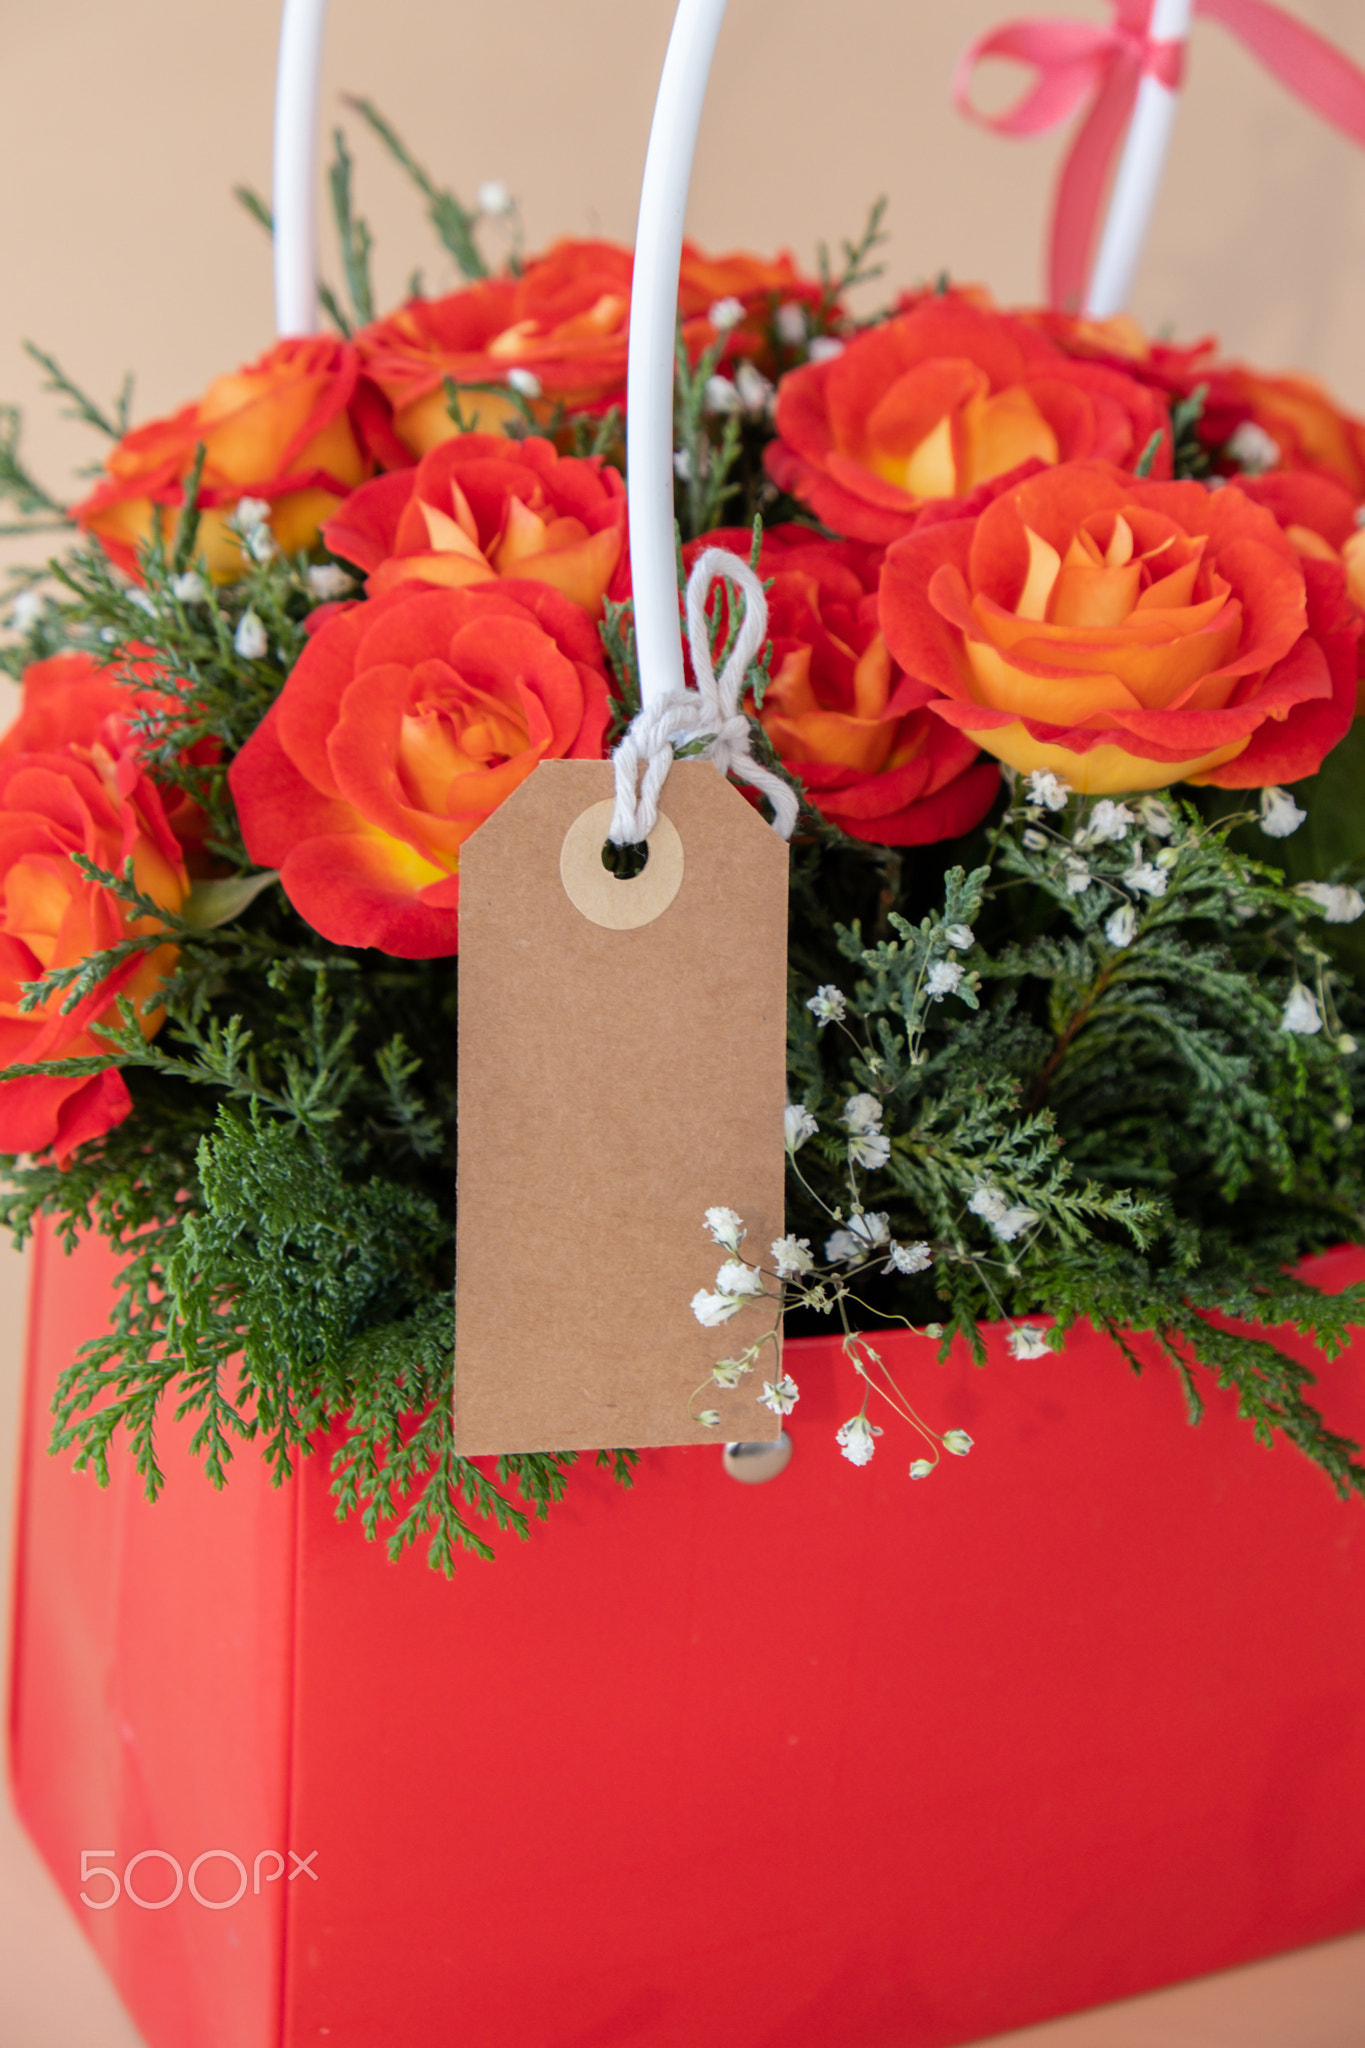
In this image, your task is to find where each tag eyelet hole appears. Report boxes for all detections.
[600,839,649,880]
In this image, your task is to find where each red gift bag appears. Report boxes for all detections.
[12,1215,1365,2048]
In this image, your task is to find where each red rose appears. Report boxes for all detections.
[765,298,1173,546]
[0,714,187,1160]
[72,338,407,581]
[688,526,999,844]
[879,462,1358,794]
[229,582,613,958]
[322,433,628,618]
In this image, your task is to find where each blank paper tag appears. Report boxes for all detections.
[454,758,789,1454]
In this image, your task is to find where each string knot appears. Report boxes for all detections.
[609,547,800,846]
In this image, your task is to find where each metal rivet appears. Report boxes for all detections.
[722,1432,793,1484]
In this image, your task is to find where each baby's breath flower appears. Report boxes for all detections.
[248,525,277,564]
[942,1429,974,1456]
[1021,828,1048,852]
[129,589,158,615]
[835,1414,882,1465]
[771,1235,813,1279]
[1081,799,1136,845]
[711,1358,750,1388]
[848,1130,891,1170]
[909,1458,935,1480]
[1027,769,1070,812]
[697,1408,722,1428]
[477,178,512,215]
[1297,881,1365,923]
[707,296,745,332]
[944,922,975,950]
[734,363,774,417]
[807,335,845,363]
[234,611,269,660]
[825,1211,890,1263]
[1226,420,1281,474]
[1105,902,1137,948]
[715,1258,764,1298]
[926,959,964,997]
[968,1184,1007,1223]
[1260,786,1306,838]
[992,1205,1039,1243]
[1124,860,1168,898]
[806,985,846,1026]
[233,496,272,530]
[307,563,352,600]
[1137,796,1174,839]
[691,1289,743,1328]
[9,589,44,632]
[672,448,692,482]
[704,374,742,416]
[704,1206,745,1250]
[507,367,542,401]
[884,1240,932,1275]
[775,302,807,347]
[784,1103,818,1152]
[1281,985,1323,1035]
[841,1094,883,1134]
[170,570,208,603]
[1063,857,1091,896]
[758,1373,800,1416]
[1007,1324,1050,1359]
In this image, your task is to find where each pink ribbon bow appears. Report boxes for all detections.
[954,0,1365,312]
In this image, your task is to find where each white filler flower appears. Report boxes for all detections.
[1260,786,1307,838]
[1281,985,1323,1035]
[1296,882,1365,924]
[758,1374,800,1416]
[835,1415,882,1466]
[1007,1324,1051,1359]
[691,1290,743,1329]
[806,985,847,1026]
[715,1259,764,1298]
[784,1103,818,1152]
[704,1206,745,1250]
[771,1236,813,1279]
[1027,769,1071,812]
[234,611,269,660]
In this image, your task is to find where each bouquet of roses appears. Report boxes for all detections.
[3,109,1364,1570]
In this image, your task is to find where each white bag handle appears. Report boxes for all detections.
[270,0,1192,702]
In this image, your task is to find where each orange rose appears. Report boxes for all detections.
[228,582,613,958]
[72,338,407,581]
[766,299,1172,547]
[688,527,999,844]
[879,463,1359,794]
[0,708,188,1159]
[0,650,216,865]
[321,434,628,618]
[356,237,827,457]
[1031,312,1365,498]
[356,242,631,454]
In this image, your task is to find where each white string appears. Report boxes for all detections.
[609,549,799,847]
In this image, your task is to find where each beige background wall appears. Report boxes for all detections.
[4,4,1365,2043]
[2,0,1365,521]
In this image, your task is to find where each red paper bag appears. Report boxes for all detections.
[11,1218,1365,2048]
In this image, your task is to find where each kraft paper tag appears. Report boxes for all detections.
[454,758,789,1454]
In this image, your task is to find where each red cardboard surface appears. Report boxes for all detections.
[10,1220,1365,2048]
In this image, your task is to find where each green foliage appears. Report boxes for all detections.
[344,95,487,281]
[783,788,1365,1492]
